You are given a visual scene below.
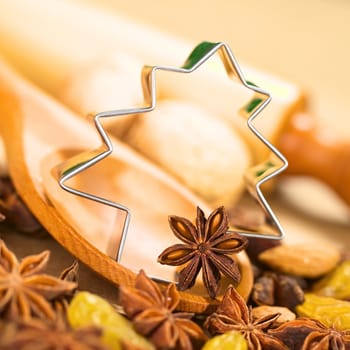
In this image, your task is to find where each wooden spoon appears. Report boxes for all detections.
[0,57,253,313]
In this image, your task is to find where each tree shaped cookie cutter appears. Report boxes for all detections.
[56,41,288,270]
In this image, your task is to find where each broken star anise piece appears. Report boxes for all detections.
[0,240,77,321]
[0,317,109,350]
[119,269,207,350]
[158,206,248,299]
[269,317,350,350]
[204,286,288,350]
[54,260,80,313]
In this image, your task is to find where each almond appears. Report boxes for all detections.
[258,243,340,278]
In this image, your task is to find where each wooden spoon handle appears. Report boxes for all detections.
[278,112,350,207]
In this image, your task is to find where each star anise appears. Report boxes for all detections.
[204,285,287,350]
[0,240,77,321]
[158,206,248,298]
[0,317,109,349]
[269,318,350,350]
[118,269,207,350]
[53,260,79,313]
[59,259,79,284]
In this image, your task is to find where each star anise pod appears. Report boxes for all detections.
[204,285,287,350]
[0,240,77,321]
[158,206,248,298]
[53,260,79,313]
[0,317,110,349]
[269,318,350,350]
[119,269,207,350]
[59,259,79,284]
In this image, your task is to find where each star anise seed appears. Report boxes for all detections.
[205,285,288,350]
[0,240,77,321]
[119,269,207,350]
[158,206,248,299]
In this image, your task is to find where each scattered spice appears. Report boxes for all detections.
[269,318,350,350]
[204,286,287,350]
[119,269,207,350]
[158,206,248,298]
[0,317,109,350]
[54,260,80,313]
[0,240,77,321]
[252,271,305,310]
[1,195,348,349]
[0,176,42,233]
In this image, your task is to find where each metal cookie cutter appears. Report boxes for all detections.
[56,41,287,281]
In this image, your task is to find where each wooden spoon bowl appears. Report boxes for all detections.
[0,58,253,313]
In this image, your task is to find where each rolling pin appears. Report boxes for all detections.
[0,0,348,209]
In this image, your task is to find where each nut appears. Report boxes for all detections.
[252,305,296,326]
[258,243,340,278]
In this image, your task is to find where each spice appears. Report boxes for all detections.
[269,318,350,350]
[0,240,77,321]
[0,317,109,350]
[119,270,207,350]
[204,286,287,350]
[252,271,305,310]
[59,260,79,283]
[54,260,80,313]
[0,176,41,233]
[158,206,248,298]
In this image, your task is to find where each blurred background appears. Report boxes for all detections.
[0,0,349,251]
[74,0,350,240]
[80,0,350,137]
